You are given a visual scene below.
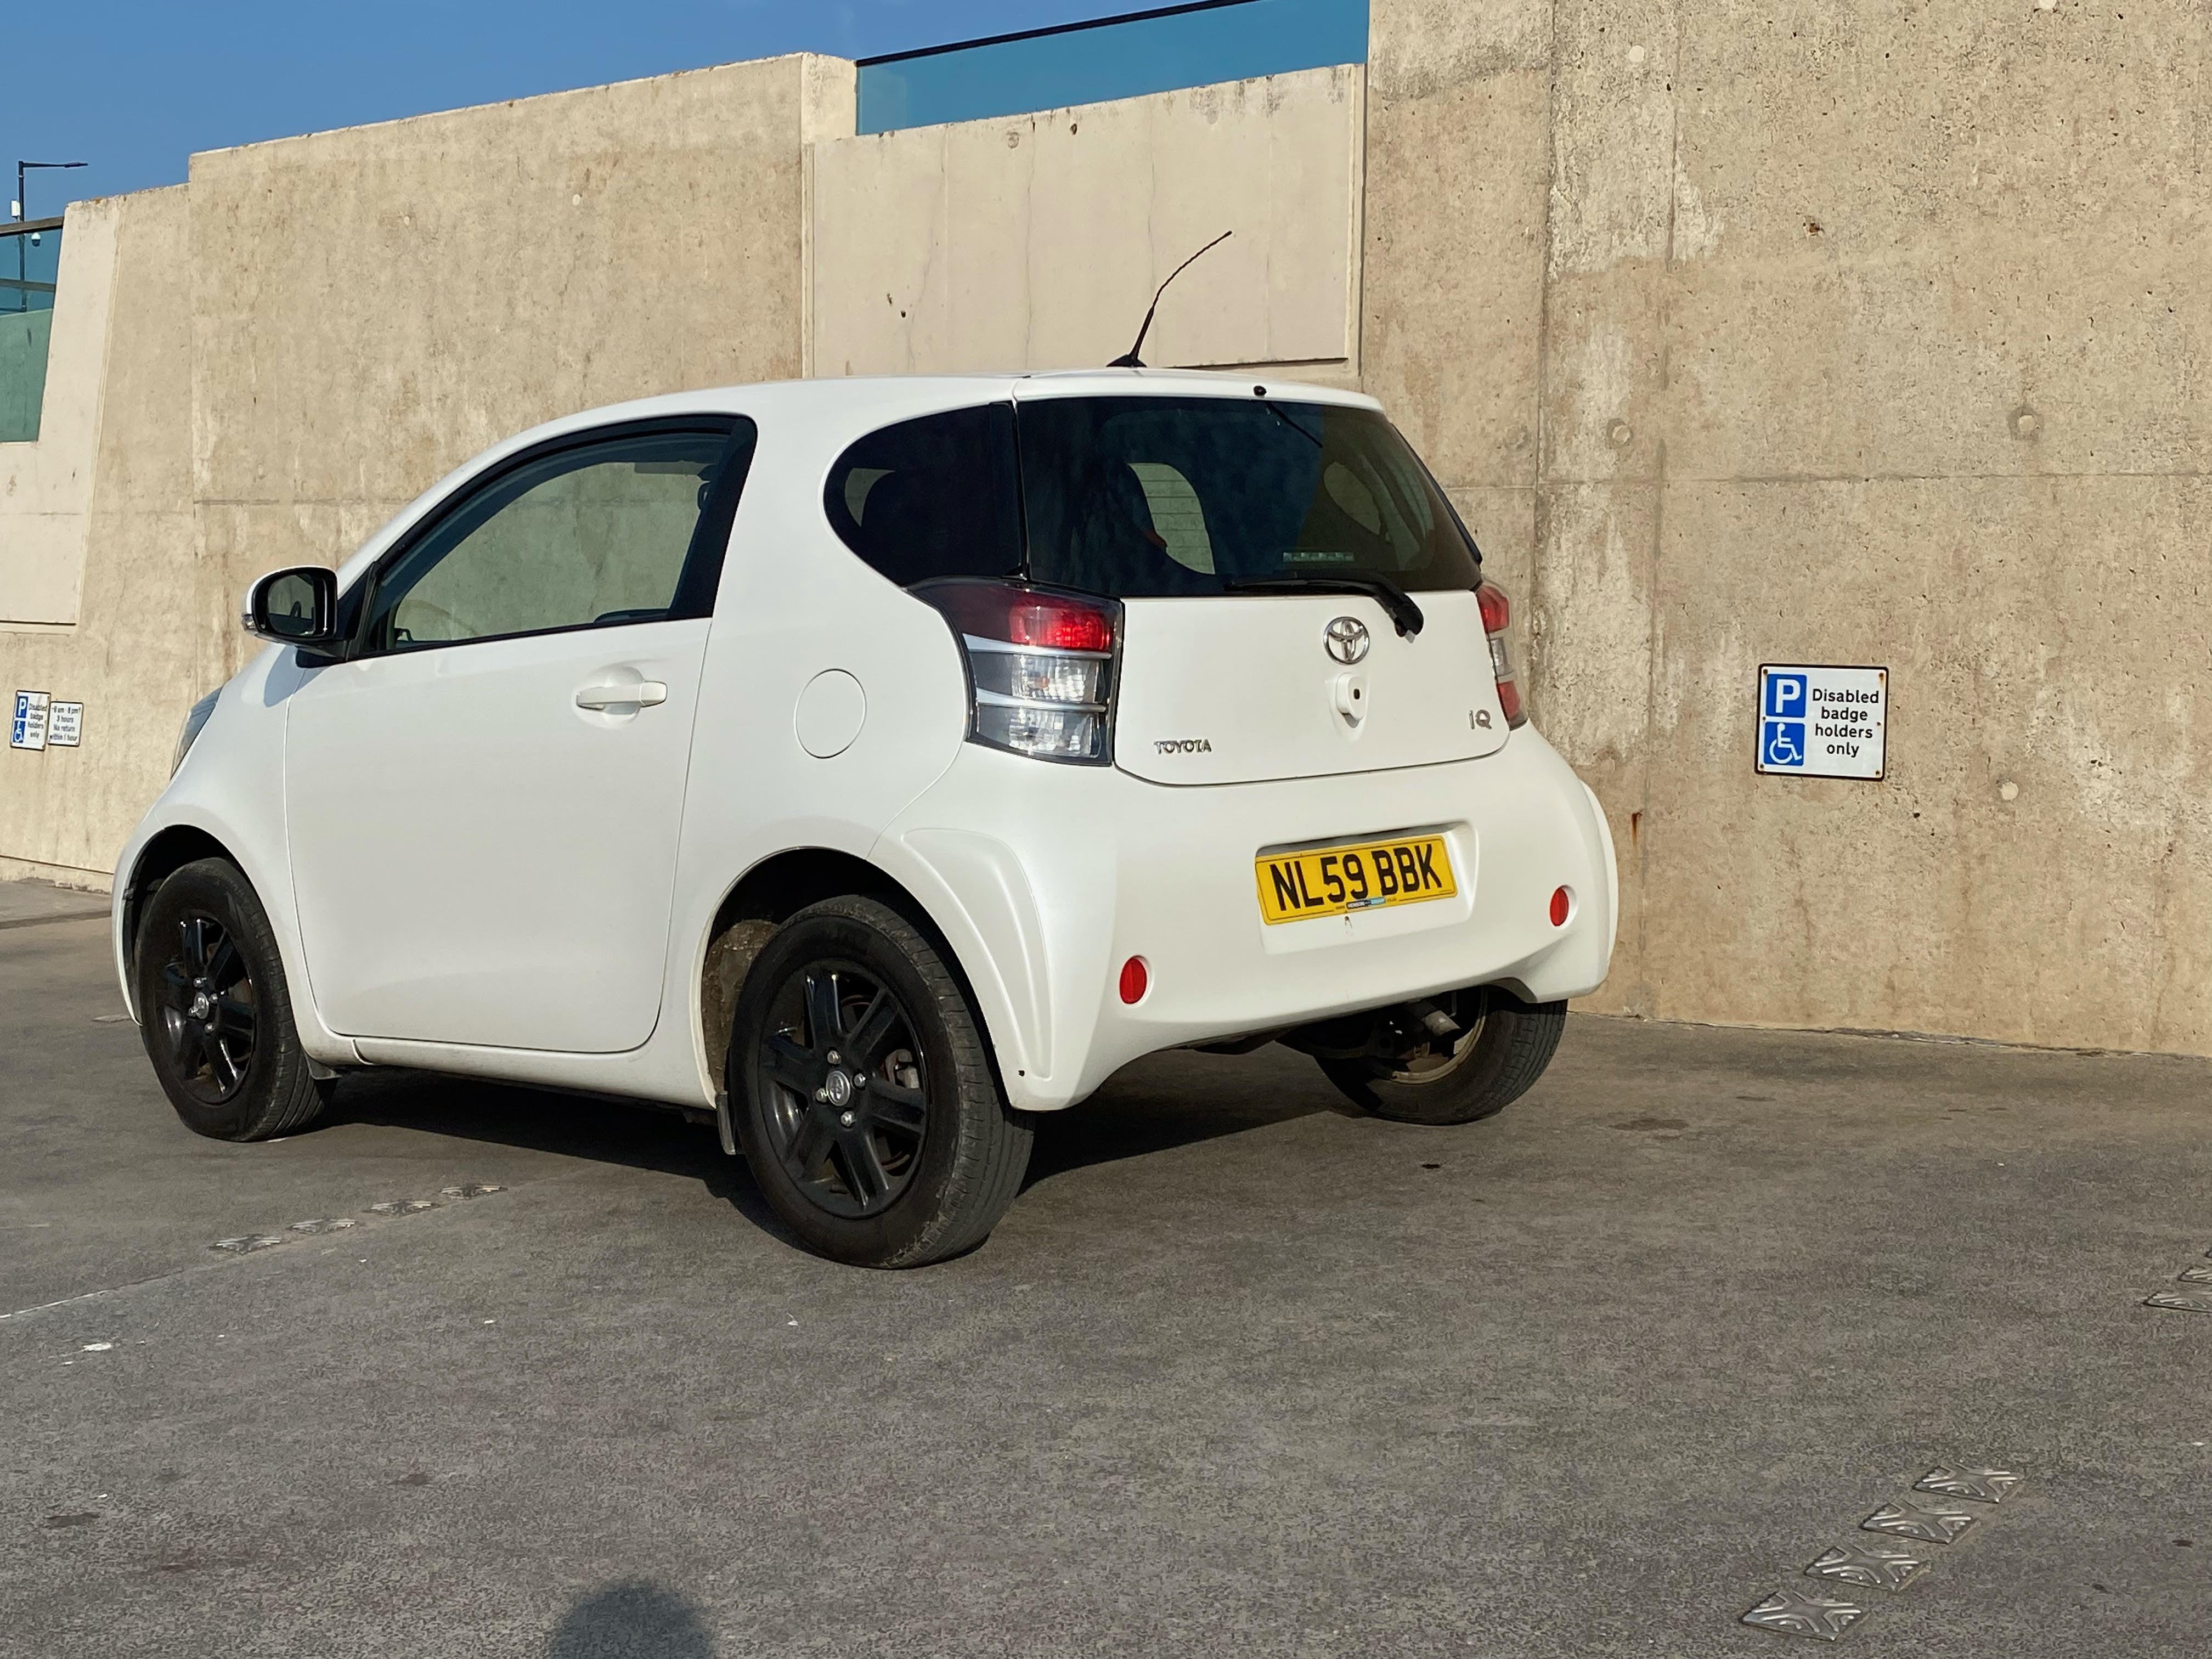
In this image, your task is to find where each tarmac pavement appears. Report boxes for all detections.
[3,883,2208,1657]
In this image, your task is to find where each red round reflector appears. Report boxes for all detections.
[1549,887,1571,928]
[1118,956,1149,1005]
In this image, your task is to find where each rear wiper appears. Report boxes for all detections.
[1260,399,1323,449]
[1222,573,1425,637]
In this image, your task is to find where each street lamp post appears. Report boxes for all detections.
[11,160,86,315]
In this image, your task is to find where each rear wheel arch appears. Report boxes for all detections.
[697,848,1006,1098]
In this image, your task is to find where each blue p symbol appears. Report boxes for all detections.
[1764,673,1807,719]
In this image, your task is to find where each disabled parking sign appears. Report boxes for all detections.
[1756,665,1887,780]
[10,690,49,752]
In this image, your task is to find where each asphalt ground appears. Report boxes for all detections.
[3,881,2208,1658]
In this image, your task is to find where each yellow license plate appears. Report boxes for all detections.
[1255,833,1457,924]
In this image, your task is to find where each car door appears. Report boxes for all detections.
[284,417,753,1052]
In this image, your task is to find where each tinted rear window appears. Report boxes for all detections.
[1015,397,1480,597]
[823,404,1022,587]
[821,394,1479,599]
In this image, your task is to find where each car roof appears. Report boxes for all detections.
[524,368,1382,432]
[1011,368,1381,409]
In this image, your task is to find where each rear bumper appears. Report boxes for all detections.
[873,727,1616,1111]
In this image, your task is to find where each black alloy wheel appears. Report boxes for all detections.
[134,856,335,1142]
[153,913,259,1104]
[757,963,930,1218]
[730,895,1032,1268]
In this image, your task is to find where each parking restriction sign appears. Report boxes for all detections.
[1756,665,1887,780]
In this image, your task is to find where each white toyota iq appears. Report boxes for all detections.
[117,371,1617,1266]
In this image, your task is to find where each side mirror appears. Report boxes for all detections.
[242,566,339,647]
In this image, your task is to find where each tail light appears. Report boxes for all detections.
[1476,580,1527,729]
[919,582,1119,764]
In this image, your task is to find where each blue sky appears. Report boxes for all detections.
[5,2,1126,212]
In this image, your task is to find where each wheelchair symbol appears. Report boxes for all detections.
[1762,719,1807,768]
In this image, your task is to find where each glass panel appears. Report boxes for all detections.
[258,571,330,640]
[1126,461,1216,573]
[0,225,60,443]
[365,431,727,653]
[0,309,52,444]
[822,405,1024,588]
[1,224,60,316]
[1015,397,1481,597]
[857,0,1368,134]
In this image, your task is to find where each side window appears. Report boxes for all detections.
[823,404,1022,587]
[1126,461,1215,573]
[364,425,740,654]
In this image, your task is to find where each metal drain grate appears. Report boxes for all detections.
[1745,1465,2025,1641]
[2145,1290,2212,1314]
[204,1185,505,1263]
[1914,1466,2021,1504]
[1863,1500,1978,1544]
[1742,1589,1866,1642]
[1804,1543,1928,1592]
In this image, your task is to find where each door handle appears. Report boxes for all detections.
[575,681,668,710]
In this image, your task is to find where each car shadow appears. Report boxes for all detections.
[321,1066,804,1243]
[1018,1048,1341,1190]
[322,1046,1338,1223]
[545,1579,717,1658]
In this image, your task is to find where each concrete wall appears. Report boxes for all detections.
[0,187,197,883]
[810,65,1362,377]
[0,201,125,626]
[3,14,2205,1056]
[190,53,853,694]
[0,54,849,887]
[1365,0,2210,1053]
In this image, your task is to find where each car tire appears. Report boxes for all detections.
[731,895,1032,1268]
[134,857,335,1141]
[1317,989,1567,1125]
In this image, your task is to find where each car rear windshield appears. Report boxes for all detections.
[822,397,1479,599]
[1014,396,1480,597]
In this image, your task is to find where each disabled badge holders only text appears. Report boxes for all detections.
[1756,665,1887,781]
